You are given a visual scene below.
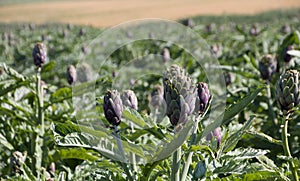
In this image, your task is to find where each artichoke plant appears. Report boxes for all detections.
[103,90,123,126]
[276,70,300,112]
[195,82,211,114]
[258,54,277,81]
[121,90,138,110]
[161,47,170,63]
[32,42,47,67]
[150,85,164,108]
[206,127,222,149]
[163,65,197,127]
[283,45,294,63]
[66,65,77,85]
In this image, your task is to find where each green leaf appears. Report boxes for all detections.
[222,87,264,125]
[246,130,282,145]
[0,132,14,150]
[221,148,269,161]
[122,107,149,128]
[222,116,255,152]
[49,87,72,104]
[54,147,99,161]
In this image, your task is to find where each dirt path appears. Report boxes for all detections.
[0,0,299,27]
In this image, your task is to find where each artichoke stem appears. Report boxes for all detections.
[181,115,200,181]
[114,126,134,181]
[281,114,299,181]
[171,147,181,181]
[267,83,277,126]
[35,67,44,179]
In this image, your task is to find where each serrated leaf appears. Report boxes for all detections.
[49,87,72,103]
[0,132,14,150]
[223,116,255,152]
[54,147,99,161]
[122,107,149,128]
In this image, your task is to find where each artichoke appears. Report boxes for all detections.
[150,85,164,108]
[32,42,47,67]
[276,70,300,111]
[121,90,138,110]
[66,65,77,85]
[77,63,93,82]
[258,54,277,81]
[195,82,211,114]
[161,47,170,63]
[283,45,294,63]
[103,90,123,126]
[10,151,25,175]
[206,127,222,149]
[163,65,197,126]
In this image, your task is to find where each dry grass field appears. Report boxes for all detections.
[0,0,299,27]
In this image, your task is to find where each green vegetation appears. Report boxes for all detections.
[0,9,300,181]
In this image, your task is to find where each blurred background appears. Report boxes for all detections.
[0,0,300,27]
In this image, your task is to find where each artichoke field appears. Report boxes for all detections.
[0,9,300,181]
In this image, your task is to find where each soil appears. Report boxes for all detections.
[0,0,299,27]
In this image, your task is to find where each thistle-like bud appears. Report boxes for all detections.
[103,90,123,126]
[211,43,222,58]
[195,82,210,114]
[258,54,277,81]
[77,63,93,82]
[150,85,164,108]
[121,90,138,110]
[163,65,197,126]
[161,47,170,63]
[10,151,25,175]
[81,45,87,54]
[276,70,300,112]
[223,72,235,86]
[79,28,85,36]
[32,43,47,67]
[183,18,195,28]
[206,23,216,33]
[206,127,222,149]
[193,160,206,179]
[283,45,294,63]
[249,24,259,36]
[281,24,291,34]
[66,65,77,85]
[2,32,7,41]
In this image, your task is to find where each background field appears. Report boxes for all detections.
[0,0,300,27]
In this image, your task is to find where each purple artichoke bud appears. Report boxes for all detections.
[161,47,170,63]
[41,34,49,42]
[163,65,197,126]
[249,24,260,36]
[77,63,93,82]
[66,65,77,85]
[276,70,300,111]
[32,43,47,67]
[183,18,195,28]
[283,45,294,63]
[206,127,222,149]
[195,82,210,114]
[121,90,138,110]
[79,28,85,36]
[211,43,222,58]
[62,29,68,38]
[67,23,73,30]
[10,151,25,175]
[150,85,164,108]
[8,32,14,41]
[29,23,35,31]
[103,90,123,126]
[81,45,87,54]
[223,72,235,86]
[193,160,206,179]
[2,32,8,41]
[206,23,216,33]
[281,24,291,34]
[258,54,277,81]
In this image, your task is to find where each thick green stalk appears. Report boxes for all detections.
[35,67,44,179]
[171,147,181,181]
[114,126,134,181]
[281,114,299,181]
[267,83,277,126]
[181,115,200,181]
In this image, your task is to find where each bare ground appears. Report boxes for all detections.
[0,0,299,27]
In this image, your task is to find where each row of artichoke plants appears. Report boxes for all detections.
[1,28,300,181]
